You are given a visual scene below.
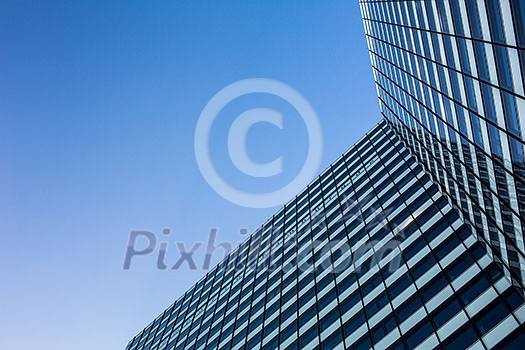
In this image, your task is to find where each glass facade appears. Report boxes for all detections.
[127,2,525,349]
[360,0,525,286]
[126,122,525,350]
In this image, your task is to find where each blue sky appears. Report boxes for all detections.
[0,1,379,349]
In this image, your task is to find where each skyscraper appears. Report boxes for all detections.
[126,121,525,350]
[126,2,525,349]
[360,0,525,285]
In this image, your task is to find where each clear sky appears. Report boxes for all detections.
[0,1,379,349]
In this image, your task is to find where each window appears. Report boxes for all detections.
[282,301,297,323]
[249,314,263,333]
[455,225,472,241]
[425,215,451,242]
[366,292,389,318]
[265,300,280,319]
[319,308,340,332]
[262,318,279,339]
[337,272,357,294]
[469,242,486,260]
[343,310,366,337]
[299,288,316,308]
[232,327,247,347]
[442,324,477,350]
[340,290,361,314]
[474,301,510,335]
[405,319,433,348]
[412,254,436,280]
[299,326,318,348]
[496,326,525,349]
[459,275,489,305]
[371,313,397,343]
[281,322,297,343]
[262,335,278,350]
[299,304,317,328]
[503,288,525,310]
[404,236,426,261]
[433,297,462,328]
[445,252,474,280]
[485,0,506,43]
[320,330,343,350]
[352,334,372,350]
[389,274,412,298]
[318,289,337,310]
[434,235,460,260]
[396,296,422,323]
[421,273,448,302]
[361,274,382,295]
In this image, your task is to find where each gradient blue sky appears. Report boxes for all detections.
[0,1,379,349]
